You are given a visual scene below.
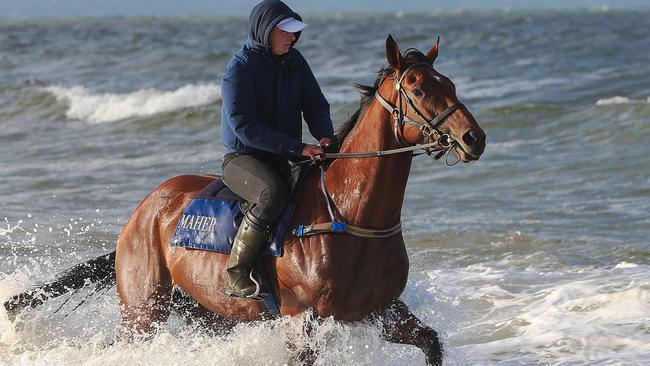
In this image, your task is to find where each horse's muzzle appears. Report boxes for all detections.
[459,128,486,160]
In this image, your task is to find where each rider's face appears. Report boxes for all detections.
[269,28,296,56]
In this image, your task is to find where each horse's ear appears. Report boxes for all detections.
[425,36,440,64]
[386,34,403,71]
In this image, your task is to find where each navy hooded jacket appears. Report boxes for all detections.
[220,0,334,161]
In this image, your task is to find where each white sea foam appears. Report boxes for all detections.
[596,96,631,105]
[595,96,650,105]
[0,274,28,346]
[45,83,221,123]
[614,261,639,269]
[429,262,650,365]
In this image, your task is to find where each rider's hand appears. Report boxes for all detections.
[301,144,325,163]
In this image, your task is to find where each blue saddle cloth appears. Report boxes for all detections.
[170,169,306,257]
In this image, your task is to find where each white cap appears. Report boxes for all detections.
[276,17,308,33]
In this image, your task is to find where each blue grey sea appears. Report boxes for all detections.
[1,9,649,365]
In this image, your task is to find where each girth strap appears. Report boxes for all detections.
[293,221,402,239]
[292,166,403,239]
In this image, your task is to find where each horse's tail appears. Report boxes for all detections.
[3,251,116,317]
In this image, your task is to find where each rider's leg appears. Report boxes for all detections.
[221,154,289,298]
[224,213,267,297]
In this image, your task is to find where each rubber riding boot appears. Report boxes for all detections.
[224,215,267,299]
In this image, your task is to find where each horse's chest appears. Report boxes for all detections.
[286,239,409,319]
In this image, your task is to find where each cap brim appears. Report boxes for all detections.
[276,18,308,33]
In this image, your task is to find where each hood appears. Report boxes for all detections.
[248,0,302,52]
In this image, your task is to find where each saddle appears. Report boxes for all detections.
[170,164,311,256]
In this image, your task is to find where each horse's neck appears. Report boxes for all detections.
[326,98,413,228]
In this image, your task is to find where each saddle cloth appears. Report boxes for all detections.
[170,166,309,256]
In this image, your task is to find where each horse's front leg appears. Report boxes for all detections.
[285,312,318,365]
[378,298,443,366]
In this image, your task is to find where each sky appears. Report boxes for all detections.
[1,0,648,19]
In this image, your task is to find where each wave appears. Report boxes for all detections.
[417,258,650,364]
[44,83,221,123]
[595,96,650,105]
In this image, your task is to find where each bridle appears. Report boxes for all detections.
[374,59,466,159]
[323,58,466,163]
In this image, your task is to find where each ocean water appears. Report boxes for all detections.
[1,9,649,365]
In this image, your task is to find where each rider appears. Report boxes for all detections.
[220,0,335,299]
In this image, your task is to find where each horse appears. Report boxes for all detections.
[5,35,485,366]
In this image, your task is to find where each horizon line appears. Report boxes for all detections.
[1,5,649,22]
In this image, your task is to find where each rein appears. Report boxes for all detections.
[322,141,461,166]
[324,140,439,158]
[294,60,466,239]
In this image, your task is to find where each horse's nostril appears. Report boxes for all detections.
[461,129,486,156]
[463,130,479,144]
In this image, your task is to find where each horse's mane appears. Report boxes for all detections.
[335,49,431,145]
[334,67,392,144]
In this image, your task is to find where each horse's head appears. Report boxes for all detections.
[381,35,485,162]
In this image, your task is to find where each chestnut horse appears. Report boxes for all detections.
[115,35,484,365]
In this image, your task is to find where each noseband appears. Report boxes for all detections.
[374,61,465,157]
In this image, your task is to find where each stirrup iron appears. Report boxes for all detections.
[246,268,267,301]
[224,268,267,301]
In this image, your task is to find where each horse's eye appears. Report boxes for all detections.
[411,88,423,97]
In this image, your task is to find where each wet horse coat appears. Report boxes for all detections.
[115,36,485,365]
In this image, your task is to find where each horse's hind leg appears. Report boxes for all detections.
[115,231,173,340]
[378,299,442,366]
[170,288,237,336]
[116,282,172,341]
